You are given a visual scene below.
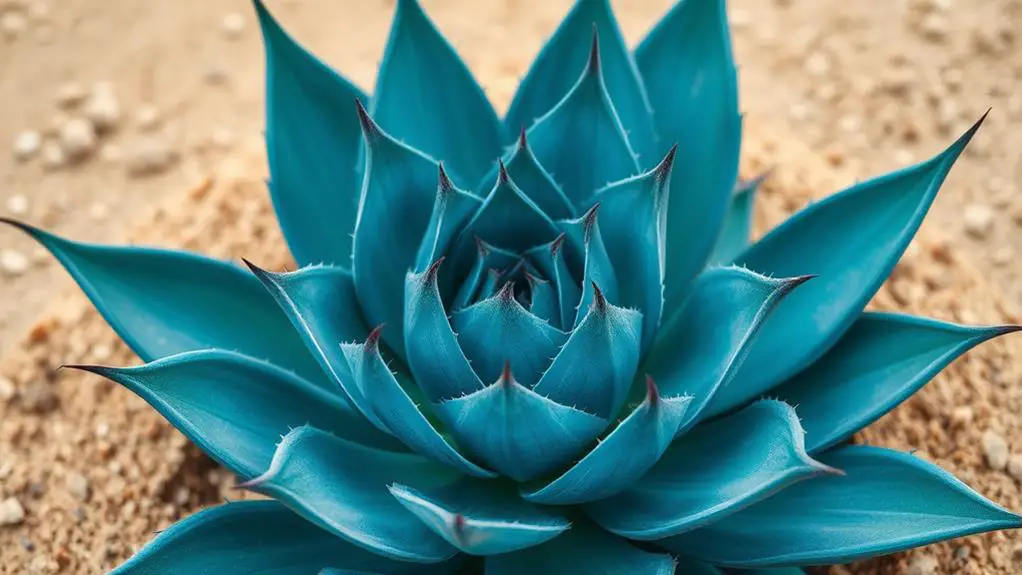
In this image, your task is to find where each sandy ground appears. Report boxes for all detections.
[1,0,1022,573]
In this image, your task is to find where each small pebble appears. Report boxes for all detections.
[991,245,1013,267]
[135,104,161,131]
[221,12,245,38]
[66,473,90,502]
[982,429,1009,471]
[89,202,109,221]
[907,555,938,575]
[41,141,66,170]
[0,11,27,41]
[125,137,178,177]
[0,497,25,527]
[99,142,123,164]
[12,130,41,161]
[55,81,87,108]
[1008,455,1022,481]
[0,249,29,277]
[28,2,51,21]
[211,127,235,150]
[59,117,98,161]
[0,376,14,400]
[84,82,122,132]
[5,194,29,216]
[963,203,994,239]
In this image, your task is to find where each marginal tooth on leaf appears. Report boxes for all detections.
[437,162,455,195]
[354,97,382,142]
[365,323,385,354]
[655,144,679,184]
[424,256,446,283]
[591,281,608,314]
[550,233,567,256]
[587,23,601,74]
[645,374,660,408]
[497,159,512,184]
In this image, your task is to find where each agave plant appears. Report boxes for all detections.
[5,0,1019,573]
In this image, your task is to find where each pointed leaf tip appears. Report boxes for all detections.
[645,374,660,407]
[425,256,445,281]
[354,97,381,141]
[591,281,608,313]
[497,159,511,184]
[500,360,514,385]
[365,324,385,353]
[550,233,567,256]
[655,144,678,182]
[517,125,529,150]
[437,162,454,194]
[582,203,601,238]
[497,281,516,302]
[587,23,601,73]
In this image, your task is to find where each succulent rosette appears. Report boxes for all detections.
[5,0,1020,573]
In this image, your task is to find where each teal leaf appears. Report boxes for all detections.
[708,172,767,266]
[415,163,483,274]
[254,0,367,267]
[643,267,810,427]
[532,286,642,418]
[389,480,570,556]
[505,0,656,164]
[562,205,618,328]
[526,273,559,327]
[241,426,460,563]
[372,0,504,185]
[636,0,742,312]
[453,239,519,311]
[772,312,1020,453]
[717,115,984,416]
[341,327,495,478]
[523,376,691,505]
[452,282,568,387]
[244,262,387,427]
[351,102,439,360]
[587,146,675,350]
[503,129,575,219]
[526,32,639,207]
[659,445,1022,567]
[67,350,402,481]
[587,400,836,540]
[525,235,582,331]
[110,500,443,575]
[3,219,328,387]
[673,559,725,575]
[404,260,486,401]
[485,522,674,575]
[434,362,607,481]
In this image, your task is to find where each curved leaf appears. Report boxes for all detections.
[254,0,367,267]
[111,500,441,575]
[523,377,691,505]
[717,116,984,415]
[636,0,742,311]
[372,0,504,185]
[643,266,810,427]
[588,147,675,350]
[404,260,486,401]
[390,480,570,556]
[772,312,1020,453]
[659,445,1022,567]
[453,239,519,311]
[67,350,402,480]
[3,219,328,386]
[532,287,642,418]
[241,426,460,563]
[526,32,639,207]
[708,173,767,266]
[485,522,674,575]
[525,235,582,331]
[562,206,618,328]
[341,328,495,478]
[587,400,836,540]
[415,164,483,274]
[351,103,439,359]
[498,129,575,220]
[452,282,568,387]
[526,273,559,327]
[434,363,607,481]
[505,0,656,163]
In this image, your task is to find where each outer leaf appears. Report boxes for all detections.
[434,363,607,481]
[588,147,675,350]
[715,116,984,415]
[659,445,1022,567]
[372,0,504,185]
[351,103,438,359]
[111,500,441,575]
[485,522,675,575]
[532,288,642,418]
[523,377,691,505]
[404,260,486,401]
[526,33,639,207]
[452,283,568,387]
[708,172,767,266]
[772,312,1020,453]
[241,426,460,563]
[643,266,810,428]
[505,0,656,163]
[525,235,582,331]
[586,400,836,540]
[254,0,367,267]
[636,0,742,311]
[67,350,402,481]
[341,328,495,478]
[2,219,327,387]
[389,480,570,556]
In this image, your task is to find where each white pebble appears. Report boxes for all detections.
[907,555,938,575]
[0,376,14,400]
[5,194,28,216]
[12,130,41,161]
[41,141,66,170]
[84,82,122,132]
[66,473,90,502]
[0,497,25,526]
[1007,455,1022,481]
[963,203,994,239]
[982,430,1009,471]
[0,11,27,41]
[59,117,97,161]
[211,127,235,150]
[125,137,178,177]
[805,52,830,76]
[0,249,29,276]
[221,12,245,38]
[135,104,161,131]
[55,81,86,108]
